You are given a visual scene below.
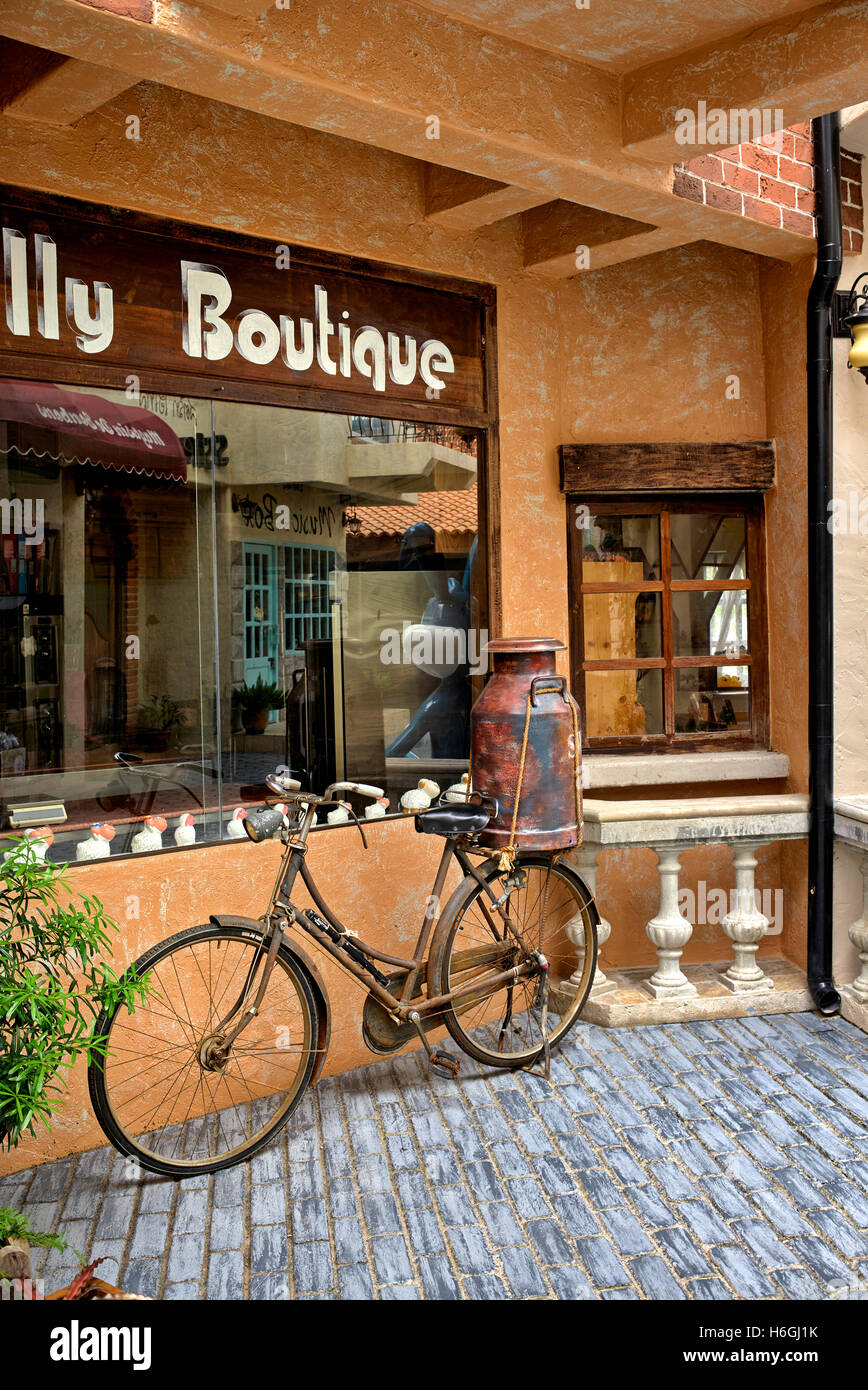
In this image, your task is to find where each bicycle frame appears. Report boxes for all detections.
[249,800,540,1031]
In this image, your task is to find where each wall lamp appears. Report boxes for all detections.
[833,272,868,383]
[342,505,362,535]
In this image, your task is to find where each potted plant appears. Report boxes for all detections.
[136,693,188,751]
[232,677,287,734]
[0,1206,81,1299]
[0,839,150,1155]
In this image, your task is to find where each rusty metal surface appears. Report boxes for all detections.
[471,638,581,850]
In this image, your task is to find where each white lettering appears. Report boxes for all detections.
[181,261,233,360]
[65,277,114,353]
[352,326,387,392]
[235,308,281,364]
[314,283,337,376]
[3,228,30,335]
[419,339,454,391]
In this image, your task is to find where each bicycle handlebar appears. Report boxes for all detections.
[324,781,384,801]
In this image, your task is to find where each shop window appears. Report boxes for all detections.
[566,496,768,749]
[0,380,480,859]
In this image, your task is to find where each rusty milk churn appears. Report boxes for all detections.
[470,637,582,852]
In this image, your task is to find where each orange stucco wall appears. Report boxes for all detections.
[0,84,814,1171]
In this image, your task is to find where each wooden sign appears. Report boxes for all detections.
[559,441,777,493]
[0,193,487,414]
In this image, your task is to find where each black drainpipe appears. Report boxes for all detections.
[806,112,842,1014]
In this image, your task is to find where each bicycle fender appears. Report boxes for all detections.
[208,914,331,1084]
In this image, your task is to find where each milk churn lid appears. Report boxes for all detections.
[486,637,565,653]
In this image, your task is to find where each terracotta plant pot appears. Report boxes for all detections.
[0,1236,32,1283]
[241,708,270,734]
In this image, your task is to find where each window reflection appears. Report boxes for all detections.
[0,382,479,859]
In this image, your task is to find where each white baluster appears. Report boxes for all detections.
[720,841,774,992]
[645,846,697,999]
[565,845,614,996]
[848,855,868,1001]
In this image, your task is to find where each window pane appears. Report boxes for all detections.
[673,589,749,659]
[583,669,663,738]
[583,591,662,659]
[670,513,746,581]
[581,514,660,581]
[0,380,219,860]
[674,667,751,733]
[215,406,478,805]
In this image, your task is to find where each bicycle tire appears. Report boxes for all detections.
[428,852,599,1069]
[89,922,322,1178]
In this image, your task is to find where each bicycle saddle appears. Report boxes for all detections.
[415,803,490,837]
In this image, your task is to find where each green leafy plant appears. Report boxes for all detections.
[232,677,288,714]
[0,1205,78,1259]
[0,840,150,1149]
[137,693,188,740]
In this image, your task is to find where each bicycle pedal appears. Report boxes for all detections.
[429,1049,461,1079]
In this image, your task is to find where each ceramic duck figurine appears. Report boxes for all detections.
[400,787,431,813]
[327,801,351,826]
[445,773,471,802]
[226,807,247,838]
[174,813,196,847]
[26,826,55,860]
[76,823,115,861]
[365,796,390,820]
[131,816,166,854]
[4,826,55,863]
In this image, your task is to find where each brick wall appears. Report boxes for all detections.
[673,123,864,254]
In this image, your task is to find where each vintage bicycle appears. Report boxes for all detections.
[89,767,599,1178]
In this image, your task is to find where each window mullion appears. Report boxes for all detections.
[661,510,674,740]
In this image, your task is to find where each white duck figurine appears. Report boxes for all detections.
[365,796,390,820]
[4,825,55,864]
[76,823,115,861]
[445,773,472,802]
[327,801,351,826]
[131,815,166,854]
[225,807,247,838]
[418,778,440,801]
[400,787,431,813]
[27,826,55,860]
[174,813,196,847]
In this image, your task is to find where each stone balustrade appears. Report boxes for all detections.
[565,793,811,1026]
[834,796,868,1033]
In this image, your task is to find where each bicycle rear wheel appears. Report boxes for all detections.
[89,923,322,1177]
[428,852,598,1069]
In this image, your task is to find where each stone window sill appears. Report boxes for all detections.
[582,750,789,790]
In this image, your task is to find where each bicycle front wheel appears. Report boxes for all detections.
[89,923,322,1177]
[429,852,598,1069]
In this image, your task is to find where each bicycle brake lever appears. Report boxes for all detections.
[348,806,368,851]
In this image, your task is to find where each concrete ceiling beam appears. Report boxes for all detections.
[0,0,818,261]
[423,166,551,231]
[623,0,868,161]
[0,51,138,127]
[522,200,698,277]
[201,0,275,16]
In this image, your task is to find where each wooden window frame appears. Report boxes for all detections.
[565,493,770,753]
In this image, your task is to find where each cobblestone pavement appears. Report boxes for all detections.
[5,1012,868,1301]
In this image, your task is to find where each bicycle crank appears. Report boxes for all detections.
[408,1010,461,1079]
